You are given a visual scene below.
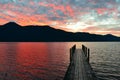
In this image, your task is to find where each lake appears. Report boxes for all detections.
[0,42,120,80]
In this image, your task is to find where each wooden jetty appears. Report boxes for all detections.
[64,44,98,80]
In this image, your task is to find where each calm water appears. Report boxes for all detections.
[0,42,120,80]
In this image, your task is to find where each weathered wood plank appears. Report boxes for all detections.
[74,49,89,80]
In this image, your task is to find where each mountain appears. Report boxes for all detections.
[0,22,120,42]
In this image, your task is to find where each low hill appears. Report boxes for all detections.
[0,22,120,42]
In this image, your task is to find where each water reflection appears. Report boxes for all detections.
[0,42,74,80]
[0,42,19,80]
[79,42,120,80]
[0,42,120,80]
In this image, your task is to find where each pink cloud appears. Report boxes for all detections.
[38,2,75,17]
[82,26,102,32]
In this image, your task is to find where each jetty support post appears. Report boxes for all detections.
[82,44,90,63]
[87,48,90,63]
[82,45,87,57]
[70,45,76,64]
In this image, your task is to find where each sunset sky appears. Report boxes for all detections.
[0,0,120,36]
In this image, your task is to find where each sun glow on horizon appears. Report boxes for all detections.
[64,22,88,32]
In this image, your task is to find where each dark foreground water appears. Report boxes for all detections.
[0,42,120,80]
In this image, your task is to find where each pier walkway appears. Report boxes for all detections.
[64,45,97,80]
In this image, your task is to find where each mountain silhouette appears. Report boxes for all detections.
[0,22,120,42]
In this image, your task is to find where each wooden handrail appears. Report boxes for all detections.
[82,45,90,63]
[70,44,76,64]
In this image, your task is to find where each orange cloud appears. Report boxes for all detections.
[0,18,8,25]
[96,8,108,15]
[82,26,101,32]
[38,2,75,17]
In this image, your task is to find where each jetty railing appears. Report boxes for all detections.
[82,45,90,63]
[64,45,76,80]
[70,44,76,63]
[82,45,98,80]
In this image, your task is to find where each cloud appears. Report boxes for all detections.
[0,0,120,36]
[82,26,102,32]
[107,27,120,31]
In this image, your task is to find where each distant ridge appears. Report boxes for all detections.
[4,22,20,26]
[0,22,120,42]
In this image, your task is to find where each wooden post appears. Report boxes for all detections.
[72,47,74,64]
[88,49,90,63]
[84,46,86,56]
[86,47,88,57]
[82,45,85,53]
[84,46,86,57]
[82,45,84,51]
[84,45,85,53]
[86,47,87,57]
[70,48,72,64]
[70,45,76,65]
[82,45,83,52]
[73,45,76,53]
